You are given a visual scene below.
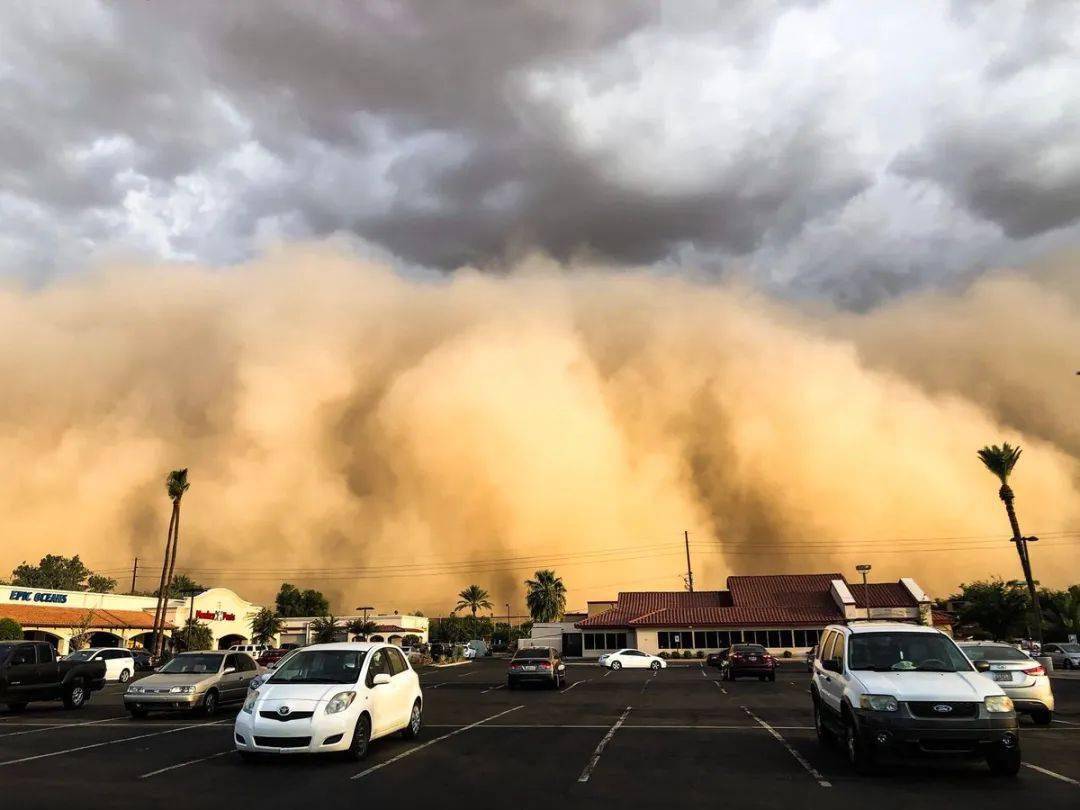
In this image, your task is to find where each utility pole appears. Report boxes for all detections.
[129,557,138,594]
[856,564,872,620]
[684,530,695,593]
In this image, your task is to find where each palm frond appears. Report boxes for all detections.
[167,468,191,500]
[977,443,1021,485]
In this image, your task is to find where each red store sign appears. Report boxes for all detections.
[195,609,236,622]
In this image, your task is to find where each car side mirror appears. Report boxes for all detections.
[223,667,236,674]
[821,659,841,674]
[372,673,391,686]
[974,660,991,672]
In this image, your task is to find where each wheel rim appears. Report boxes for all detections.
[72,687,84,705]
[120,671,129,683]
[847,726,856,762]
[206,694,216,713]
[815,706,823,735]
[356,719,369,755]
[410,704,421,733]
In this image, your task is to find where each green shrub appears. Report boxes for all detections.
[782,650,792,658]
[681,649,694,659]
[695,650,705,659]
[0,617,22,640]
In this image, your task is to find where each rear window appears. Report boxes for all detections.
[733,645,767,653]
[1059,643,1080,653]
[513,649,551,660]
[960,645,1030,662]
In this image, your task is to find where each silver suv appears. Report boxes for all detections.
[810,623,1020,775]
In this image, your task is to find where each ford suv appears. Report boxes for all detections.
[809,623,1020,775]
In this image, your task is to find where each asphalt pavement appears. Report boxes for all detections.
[2,660,1078,809]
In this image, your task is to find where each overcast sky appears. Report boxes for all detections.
[2,0,1077,307]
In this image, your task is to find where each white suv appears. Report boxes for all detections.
[810,623,1020,776]
[65,648,136,683]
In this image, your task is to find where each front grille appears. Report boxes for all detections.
[907,701,978,718]
[259,711,314,722]
[253,736,311,748]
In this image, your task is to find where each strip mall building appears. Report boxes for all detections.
[529,573,949,657]
[0,586,264,655]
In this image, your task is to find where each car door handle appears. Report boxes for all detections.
[824,676,832,682]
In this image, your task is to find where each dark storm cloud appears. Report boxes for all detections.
[1,0,1078,301]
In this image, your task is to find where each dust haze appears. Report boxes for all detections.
[1,245,1077,614]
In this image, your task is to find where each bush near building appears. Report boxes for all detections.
[0,617,22,640]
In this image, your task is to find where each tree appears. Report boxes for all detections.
[275,583,330,617]
[157,573,206,598]
[69,610,98,651]
[977,443,1044,643]
[310,614,341,644]
[455,585,493,639]
[12,554,92,590]
[151,468,191,658]
[86,574,117,593]
[525,569,567,623]
[1042,585,1080,641]
[429,615,470,643]
[0,617,22,640]
[174,618,213,651]
[950,579,1030,640]
[250,608,283,645]
[347,618,379,640]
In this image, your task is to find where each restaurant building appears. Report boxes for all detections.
[0,585,265,654]
[278,612,429,647]
[531,573,944,658]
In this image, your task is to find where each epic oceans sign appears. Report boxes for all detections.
[7,590,69,603]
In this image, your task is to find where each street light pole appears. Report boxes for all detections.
[506,603,511,646]
[856,564,872,621]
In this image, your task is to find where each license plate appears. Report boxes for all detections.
[523,666,536,671]
[748,656,758,662]
[993,672,1012,682]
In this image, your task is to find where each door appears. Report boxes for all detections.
[385,647,414,729]
[815,631,845,715]
[3,644,41,700]
[221,654,246,702]
[562,632,582,657]
[235,654,258,693]
[93,651,117,681]
[364,648,395,737]
[622,650,649,668]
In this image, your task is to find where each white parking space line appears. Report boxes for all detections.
[0,720,228,768]
[481,684,506,694]
[1023,762,1080,786]
[139,749,234,779]
[352,705,523,780]
[1052,718,1077,726]
[578,706,632,783]
[713,680,727,694]
[602,670,612,678]
[742,707,830,788]
[427,682,451,689]
[0,716,126,738]
[561,679,591,693]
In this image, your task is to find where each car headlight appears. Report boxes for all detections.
[985,695,1015,713]
[325,691,357,715]
[169,685,197,694]
[242,690,259,714]
[859,694,899,712]
[126,685,142,694]
[249,674,268,690]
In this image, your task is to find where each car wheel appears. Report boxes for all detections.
[119,669,131,684]
[813,699,834,746]
[401,699,422,740]
[759,675,766,682]
[347,714,371,761]
[651,660,661,671]
[986,743,1021,776]
[1031,709,1053,726]
[128,708,149,719]
[1065,659,1075,670]
[610,661,622,671]
[844,716,873,774]
[5,702,28,713]
[768,672,776,682]
[507,678,517,690]
[200,690,218,717]
[63,681,87,710]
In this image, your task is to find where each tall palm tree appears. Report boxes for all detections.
[455,585,493,639]
[525,569,567,623]
[151,469,190,657]
[978,444,1043,643]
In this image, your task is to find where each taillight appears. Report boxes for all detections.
[1022,665,1045,676]
[538,661,552,669]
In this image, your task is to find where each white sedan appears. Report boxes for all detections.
[598,649,667,670]
[235,642,422,760]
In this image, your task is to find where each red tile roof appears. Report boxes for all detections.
[848,582,916,608]
[0,604,174,630]
[728,574,843,608]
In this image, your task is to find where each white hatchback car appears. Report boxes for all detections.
[65,648,136,683]
[598,649,667,670]
[235,643,422,760]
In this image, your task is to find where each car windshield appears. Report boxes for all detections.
[268,650,367,684]
[1059,643,1080,653]
[960,645,1030,662]
[160,654,224,674]
[848,632,971,672]
[65,650,96,661]
[513,649,551,660]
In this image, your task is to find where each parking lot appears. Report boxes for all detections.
[2,659,1078,809]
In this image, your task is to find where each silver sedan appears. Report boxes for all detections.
[958,641,1055,725]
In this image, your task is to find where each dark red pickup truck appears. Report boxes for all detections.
[0,640,106,712]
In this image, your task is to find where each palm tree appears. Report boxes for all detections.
[525,569,567,623]
[978,444,1043,643]
[347,618,379,640]
[455,585,493,639]
[151,469,190,657]
[250,608,284,646]
[310,613,341,644]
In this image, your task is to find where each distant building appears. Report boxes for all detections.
[278,613,428,646]
[523,573,948,657]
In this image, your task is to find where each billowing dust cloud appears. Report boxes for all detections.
[1,245,1077,613]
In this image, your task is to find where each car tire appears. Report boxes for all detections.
[610,661,622,671]
[401,699,422,740]
[119,669,131,684]
[347,714,371,761]
[1064,659,1075,670]
[986,744,1021,776]
[5,702,28,713]
[759,675,766,682]
[844,715,874,774]
[651,661,661,671]
[813,699,834,746]
[63,681,88,710]
[128,708,149,719]
[200,690,218,717]
[508,678,517,690]
[768,672,776,682]
[1031,709,1053,726]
